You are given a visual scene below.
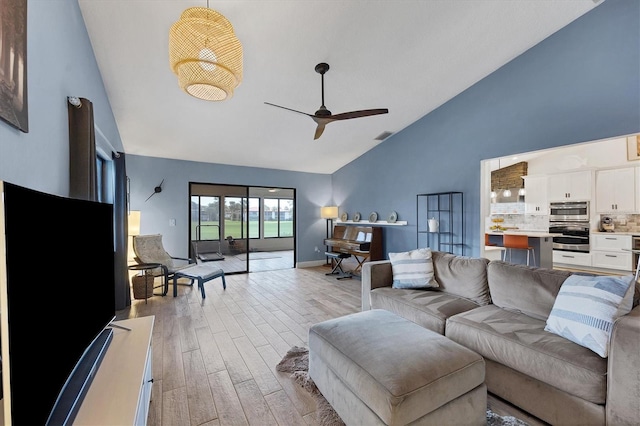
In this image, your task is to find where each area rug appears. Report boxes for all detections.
[276,346,529,426]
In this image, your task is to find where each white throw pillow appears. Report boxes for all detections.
[389,248,439,289]
[544,274,635,358]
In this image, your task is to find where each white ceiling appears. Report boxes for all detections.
[78,0,601,174]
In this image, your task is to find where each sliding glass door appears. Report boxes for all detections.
[189,183,295,274]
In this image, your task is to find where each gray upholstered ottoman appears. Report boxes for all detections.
[309,309,486,425]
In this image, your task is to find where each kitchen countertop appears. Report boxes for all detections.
[590,230,640,236]
[486,230,562,237]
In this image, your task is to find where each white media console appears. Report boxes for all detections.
[74,315,154,425]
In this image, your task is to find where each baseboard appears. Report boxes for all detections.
[296,260,326,268]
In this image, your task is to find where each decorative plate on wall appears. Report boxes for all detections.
[388,211,398,223]
[369,212,378,223]
[340,212,348,222]
[353,212,361,222]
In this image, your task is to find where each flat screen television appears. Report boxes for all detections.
[0,181,116,425]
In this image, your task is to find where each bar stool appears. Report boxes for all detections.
[502,234,536,266]
[485,234,497,246]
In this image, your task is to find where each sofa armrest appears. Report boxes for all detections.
[361,260,393,311]
[606,304,640,425]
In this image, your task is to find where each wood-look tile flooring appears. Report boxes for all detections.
[117,260,546,426]
[204,250,295,274]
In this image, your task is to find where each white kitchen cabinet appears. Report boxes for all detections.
[592,251,633,271]
[523,175,547,215]
[547,170,592,202]
[595,167,636,213]
[553,250,592,267]
[591,233,633,272]
[591,233,631,251]
[637,167,640,212]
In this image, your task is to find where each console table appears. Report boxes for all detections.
[73,316,154,425]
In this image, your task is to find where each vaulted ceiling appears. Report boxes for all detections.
[78,0,601,174]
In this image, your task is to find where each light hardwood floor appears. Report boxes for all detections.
[117,260,546,426]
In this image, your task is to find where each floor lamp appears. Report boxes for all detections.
[321,206,339,265]
[128,210,141,264]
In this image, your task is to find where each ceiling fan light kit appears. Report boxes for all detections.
[169,7,243,101]
[265,62,388,139]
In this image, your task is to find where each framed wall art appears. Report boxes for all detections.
[0,0,28,133]
[627,135,640,161]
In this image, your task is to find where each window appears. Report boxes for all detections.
[191,196,221,240]
[248,197,260,238]
[263,198,293,238]
[224,197,247,239]
[96,152,113,203]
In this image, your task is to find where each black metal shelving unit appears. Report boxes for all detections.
[417,191,464,255]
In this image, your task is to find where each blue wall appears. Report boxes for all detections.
[0,0,122,197]
[126,155,332,260]
[334,0,640,258]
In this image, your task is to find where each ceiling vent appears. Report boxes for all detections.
[375,131,394,141]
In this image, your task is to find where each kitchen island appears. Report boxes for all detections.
[485,230,561,268]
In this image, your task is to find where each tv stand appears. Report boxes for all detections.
[73,316,154,425]
[109,322,132,331]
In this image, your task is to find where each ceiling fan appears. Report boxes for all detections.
[265,63,389,140]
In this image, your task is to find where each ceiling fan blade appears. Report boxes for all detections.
[264,102,312,117]
[310,116,334,139]
[330,108,389,120]
[314,123,327,140]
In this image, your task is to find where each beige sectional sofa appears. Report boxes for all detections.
[361,251,640,426]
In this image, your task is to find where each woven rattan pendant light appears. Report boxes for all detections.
[169,6,242,101]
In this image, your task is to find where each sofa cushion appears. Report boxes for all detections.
[545,274,635,357]
[431,251,491,306]
[487,260,573,320]
[446,305,607,404]
[370,287,480,334]
[389,248,439,289]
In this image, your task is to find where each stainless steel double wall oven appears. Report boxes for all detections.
[549,201,590,253]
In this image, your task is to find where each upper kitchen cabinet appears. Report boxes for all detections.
[595,167,637,213]
[523,175,547,215]
[547,170,592,202]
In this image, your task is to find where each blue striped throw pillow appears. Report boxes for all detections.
[544,274,635,357]
[389,248,439,289]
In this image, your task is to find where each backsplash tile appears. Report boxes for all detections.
[487,214,549,232]
[608,214,640,233]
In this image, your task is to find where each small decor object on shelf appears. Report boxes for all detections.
[369,212,378,223]
[490,217,506,231]
[353,212,361,222]
[388,211,398,223]
[428,217,439,233]
[341,212,348,222]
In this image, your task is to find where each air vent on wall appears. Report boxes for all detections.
[375,131,394,141]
